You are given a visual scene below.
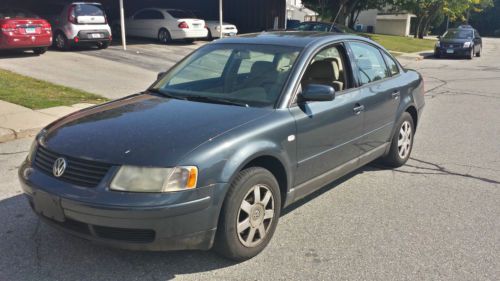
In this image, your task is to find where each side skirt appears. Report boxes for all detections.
[284,143,390,207]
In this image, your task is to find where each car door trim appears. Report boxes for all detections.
[296,121,393,166]
[285,142,390,207]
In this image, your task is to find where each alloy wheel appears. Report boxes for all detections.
[398,121,412,159]
[56,34,65,49]
[159,30,169,44]
[237,184,275,248]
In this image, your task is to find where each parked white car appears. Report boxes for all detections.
[118,8,207,43]
[205,21,238,39]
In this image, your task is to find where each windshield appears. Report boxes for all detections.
[443,29,473,39]
[152,44,301,108]
[0,9,39,19]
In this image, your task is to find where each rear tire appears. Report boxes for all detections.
[378,112,415,168]
[158,28,171,44]
[434,51,440,58]
[54,32,70,51]
[97,41,109,49]
[476,45,481,57]
[213,167,281,261]
[33,47,47,55]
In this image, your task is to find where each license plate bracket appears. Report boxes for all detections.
[446,49,454,54]
[91,33,103,39]
[25,27,36,34]
[33,191,65,222]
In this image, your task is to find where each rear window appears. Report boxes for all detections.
[167,10,196,19]
[73,4,105,17]
[0,9,38,19]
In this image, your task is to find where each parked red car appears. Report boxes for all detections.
[0,8,52,55]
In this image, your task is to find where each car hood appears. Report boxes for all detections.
[42,93,272,166]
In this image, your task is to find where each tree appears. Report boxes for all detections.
[302,0,387,27]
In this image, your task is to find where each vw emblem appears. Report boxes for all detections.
[52,158,67,177]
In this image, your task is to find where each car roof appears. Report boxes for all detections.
[213,31,373,48]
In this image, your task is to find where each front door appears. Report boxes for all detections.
[291,44,364,186]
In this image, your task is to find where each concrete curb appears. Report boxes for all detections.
[0,102,94,143]
[396,50,435,60]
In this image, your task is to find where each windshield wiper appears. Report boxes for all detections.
[184,95,249,107]
[148,89,186,100]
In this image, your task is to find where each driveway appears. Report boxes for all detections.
[0,39,499,281]
[0,39,205,100]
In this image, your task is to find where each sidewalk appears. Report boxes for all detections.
[0,100,93,142]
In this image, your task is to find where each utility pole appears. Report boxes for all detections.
[219,0,224,38]
[119,0,126,51]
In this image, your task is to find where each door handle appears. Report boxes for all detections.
[392,91,401,100]
[353,104,365,115]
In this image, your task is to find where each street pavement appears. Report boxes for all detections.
[0,39,499,281]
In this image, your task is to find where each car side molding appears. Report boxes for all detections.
[284,142,390,207]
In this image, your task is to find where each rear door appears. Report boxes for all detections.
[290,43,364,185]
[347,41,401,151]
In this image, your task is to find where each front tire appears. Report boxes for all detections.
[476,45,481,57]
[214,167,281,261]
[379,112,415,167]
[467,46,474,60]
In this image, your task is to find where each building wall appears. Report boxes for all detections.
[355,9,378,28]
[375,19,411,36]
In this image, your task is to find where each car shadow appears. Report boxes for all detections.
[0,165,379,280]
[0,50,41,59]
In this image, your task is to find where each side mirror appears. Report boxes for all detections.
[299,84,335,102]
[157,72,166,80]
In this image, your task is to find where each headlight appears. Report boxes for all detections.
[110,166,198,193]
[435,41,440,47]
[463,42,472,48]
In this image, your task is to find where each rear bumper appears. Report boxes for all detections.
[19,160,226,251]
[171,29,208,39]
[0,34,52,50]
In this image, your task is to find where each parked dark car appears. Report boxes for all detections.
[288,21,356,33]
[435,27,482,59]
[0,8,52,54]
[19,32,424,261]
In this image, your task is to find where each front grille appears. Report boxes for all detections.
[94,226,156,243]
[43,216,156,243]
[33,146,112,187]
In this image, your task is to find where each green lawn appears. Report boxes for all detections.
[0,69,108,109]
[363,33,436,53]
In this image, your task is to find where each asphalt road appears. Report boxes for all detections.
[0,39,499,281]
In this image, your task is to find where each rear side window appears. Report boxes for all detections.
[74,4,104,17]
[349,42,389,85]
[382,52,399,76]
[167,10,196,19]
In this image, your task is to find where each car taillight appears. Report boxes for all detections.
[42,22,51,32]
[1,23,17,33]
[74,36,79,43]
[68,5,77,24]
[178,22,189,29]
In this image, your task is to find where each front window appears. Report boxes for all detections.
[152,44,301,108]
[443,30,473,39]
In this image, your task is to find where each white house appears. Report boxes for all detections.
[286,0,318,22]
[355,8,415,36]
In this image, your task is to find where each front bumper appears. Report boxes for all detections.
[435,46,471,56]
[19,160,226,251]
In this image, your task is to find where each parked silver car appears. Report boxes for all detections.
[47,2,112,50]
